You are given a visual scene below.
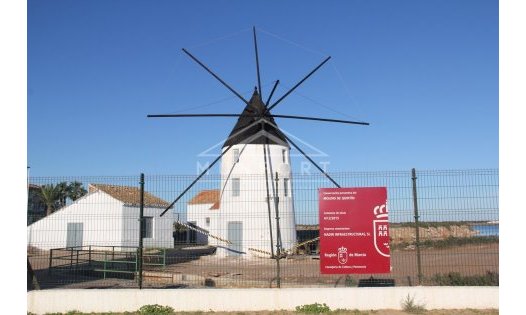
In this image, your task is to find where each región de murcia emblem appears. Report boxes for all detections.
[337,246,348,264]
[373,203,390,257]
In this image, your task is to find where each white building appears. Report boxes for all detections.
[27,184,174,251]
[187,89,297,257]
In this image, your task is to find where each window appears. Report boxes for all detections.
[206,217,210,226]
[282,149,287,163]
[141,216,153,239]
[233,149,240,163]
[232,178,240,196]
[284,178,289,197]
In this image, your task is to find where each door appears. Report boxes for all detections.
[66,222,83,248]
[227,221,243,256]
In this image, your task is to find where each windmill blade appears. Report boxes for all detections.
[265,80,280,107]
[182,48,249,105]
[272,114,369,126]
[148,114,243,118]
[266,56,331,113]
[253,26,263,101]
[147,113,369,126]
[280,132,341,188]
[159,144,233,217]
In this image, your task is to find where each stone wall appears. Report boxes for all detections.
[390,225,478,244]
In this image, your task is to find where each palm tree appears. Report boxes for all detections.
[39,184,60,216]
[67,181,87,201]
[55,182,69,209]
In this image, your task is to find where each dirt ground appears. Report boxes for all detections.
[27,310,500,315]
[28,243,498,289]
[175,311,499,315]
[160,243,499,288]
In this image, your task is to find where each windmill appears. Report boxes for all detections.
[148,27,369,259]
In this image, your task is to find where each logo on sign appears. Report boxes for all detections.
[373,204,390,257]
[337,246,348,264]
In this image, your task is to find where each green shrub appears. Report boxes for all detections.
[138,304,175,315]
[295,302,331,313]
[430,271,499,286]
[401,294,426,314]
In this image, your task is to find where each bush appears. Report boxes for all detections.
[295,302,331,313]
[391,236,498,250]
[401,294,426,314]
[138,304,175,315]
[430,271,499,286]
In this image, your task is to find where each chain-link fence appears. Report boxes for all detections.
[27,169,498,289]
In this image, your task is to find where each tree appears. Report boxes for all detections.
[39,184,60,216]
[37,181,88,216]
[55,182,69,209]
[67,181,87,201]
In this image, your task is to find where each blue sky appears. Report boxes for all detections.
[27,0,498,177]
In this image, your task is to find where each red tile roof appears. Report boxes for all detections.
[209,201,220,210]
[188,189,220,206]
[89,184,169,208]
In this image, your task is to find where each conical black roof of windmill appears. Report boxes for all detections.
[223,88,289,148]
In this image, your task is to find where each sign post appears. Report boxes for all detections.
[319,187,390,274]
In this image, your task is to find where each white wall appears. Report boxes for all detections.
[27,287,499,314]
[215,143,297,257]
[186,204,217,244]
[121,206,174,249]
[27,191,123,250]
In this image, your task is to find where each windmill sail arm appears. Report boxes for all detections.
[279,131,341,188]
[182,48,249,105]
[253,26,263,101]
[147,114,369,126]
[266,56,331,113]
[272,114,369,126]
[265,80,280,107]
[159,144,233,217]
[147,114,243,118]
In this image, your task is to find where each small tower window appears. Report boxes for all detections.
[232,178,240,196]
[233,149,240,163]
[284,178,289,197]
[282,149,287,163]
[205,217,210,226]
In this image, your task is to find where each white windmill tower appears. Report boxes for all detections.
[211,88,296,257]
[150,27,369,258]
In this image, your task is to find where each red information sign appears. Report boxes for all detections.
[319,187,390,274]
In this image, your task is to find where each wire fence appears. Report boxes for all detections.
[27,169,498,289]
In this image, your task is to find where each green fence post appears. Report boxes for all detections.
[138,173,145,289]
[48,249,53,276]
[88,245,92,267]
[412,168,423,285]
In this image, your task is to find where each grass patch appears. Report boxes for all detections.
[295,303,331,313]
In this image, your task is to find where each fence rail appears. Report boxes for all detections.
[27,169,498,289]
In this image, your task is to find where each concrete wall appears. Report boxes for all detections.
[27,191,123,250]
[27,287,498,314]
